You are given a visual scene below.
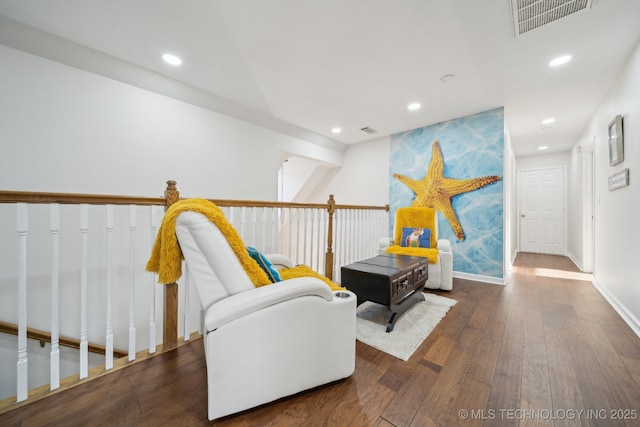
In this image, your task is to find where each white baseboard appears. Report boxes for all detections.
[592,278,640,338]
[567,252,584,272]
[453,271,505,286]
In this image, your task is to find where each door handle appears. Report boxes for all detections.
[521,214,525,218]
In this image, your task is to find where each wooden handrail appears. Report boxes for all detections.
[0,191,166,206]
[0,190,389,211]
[0,321,127,359]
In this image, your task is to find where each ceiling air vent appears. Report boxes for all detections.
[360,127,378,134]
[511,0,592,37]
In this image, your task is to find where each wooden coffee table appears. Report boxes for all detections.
[341,254,428,332]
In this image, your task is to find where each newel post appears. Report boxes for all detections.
[324,194,336,280]
[163,180,180,349]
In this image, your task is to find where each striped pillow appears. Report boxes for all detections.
[246,246,282,283]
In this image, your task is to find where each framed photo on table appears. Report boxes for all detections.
[608,115,624,166]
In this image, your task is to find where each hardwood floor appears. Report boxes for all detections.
[2,253,639,426]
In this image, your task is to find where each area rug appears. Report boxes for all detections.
[356,293,457,361]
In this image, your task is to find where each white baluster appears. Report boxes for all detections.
[303,209,309,265]
[358,210,363,260]
[292,208,299,264]
[128,205,136,361]
[349,210,355,263]
[316,209,322,272]
[250,208,257,247]
[364,210,369,257]
[278,208,285,255]
[359,210,365,259]
[355,210,360,260]
[260,208,267,252]
[334,210,340,270]
[321,209,327,274]
[340,210,347,278]
[239,207,246,241]
[148,206,158,354]
[183,266,190,341]
[358,210,374,259]
[310,209,317,271]
[50,204,60,390]
[345,210,350,275]
[268,208,274,253]
[16,203,28,402]
[343,209,349,267]
[353,210,359,260]
[350,209,355,261]
[367,210,372,257]
[365,210,371,258]
[289,208,294,259]
[105,205,114,370]
[79,204,89,379]
[319,209,324,271]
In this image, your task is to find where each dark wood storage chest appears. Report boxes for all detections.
[341,254,428,332]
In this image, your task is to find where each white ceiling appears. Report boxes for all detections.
[1,0,639,156]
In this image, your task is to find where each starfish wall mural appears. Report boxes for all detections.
[393,140,501,241]
[389,108,504,279]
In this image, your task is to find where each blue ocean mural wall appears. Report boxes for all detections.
[389,108,504,278]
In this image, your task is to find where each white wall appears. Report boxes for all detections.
[309,136,390,206]
[567,143,595,272]
[571,40,640,335]
[0,45,344,198]
[516,150,571,171]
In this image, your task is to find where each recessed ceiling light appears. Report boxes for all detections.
[549,55,571,67]
[331,127,342,134]
[407,102,421,111]
[163,54,182,66]
[538,146,549,150]
[542,118,555,125]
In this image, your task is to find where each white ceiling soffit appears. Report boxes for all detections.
[512,0,593,36]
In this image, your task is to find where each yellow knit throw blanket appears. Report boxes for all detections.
[279,265,344,291]
[385,206,439,264]
[385,245,439,264]
[146,198,343,291]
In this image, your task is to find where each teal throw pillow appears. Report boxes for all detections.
[247,246,282,283]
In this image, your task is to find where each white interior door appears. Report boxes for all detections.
[519,167,566,255]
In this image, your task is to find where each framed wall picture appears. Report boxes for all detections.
[608,114,624,166]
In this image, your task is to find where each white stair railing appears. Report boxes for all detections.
[0,183,388,408]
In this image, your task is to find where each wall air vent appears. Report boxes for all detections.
[360,127,378,134]
[511,0,592,37]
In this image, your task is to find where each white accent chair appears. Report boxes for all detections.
[378,207,453,290]
[174,211,356,421]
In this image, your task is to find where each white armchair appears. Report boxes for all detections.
[378,207,453,290]
[174,211,356,421]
